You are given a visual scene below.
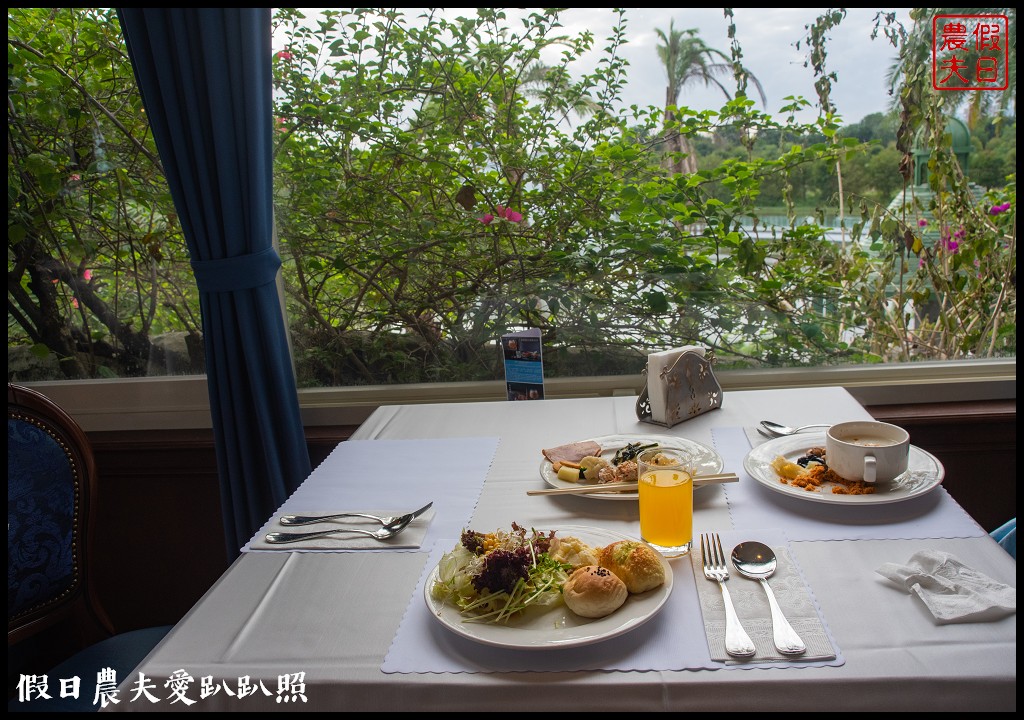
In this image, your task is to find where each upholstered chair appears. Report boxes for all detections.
[8,384,172,712]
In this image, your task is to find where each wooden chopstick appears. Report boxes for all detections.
[526,472,738,496]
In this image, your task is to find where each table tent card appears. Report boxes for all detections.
[501,328,544,401]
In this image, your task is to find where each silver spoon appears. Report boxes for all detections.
[759,420,831,436]
[731,541,806,655]
[278,502,433,527]
[265,514,414,544]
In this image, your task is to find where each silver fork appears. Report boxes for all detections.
[265,514,413,544]
[700,533,756,657]
[278,502,433,527]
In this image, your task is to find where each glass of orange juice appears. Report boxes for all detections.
[637,447,694,557]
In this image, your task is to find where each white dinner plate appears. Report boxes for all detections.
[424,525,673,649]
[744,432,945,505]
[538,434,725,500]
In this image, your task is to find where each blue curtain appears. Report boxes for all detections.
[117,8,311,559]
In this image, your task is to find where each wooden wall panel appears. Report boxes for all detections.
[865,400,1016,535]
[87,426,358,632]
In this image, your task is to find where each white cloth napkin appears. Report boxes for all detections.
[647,345,705,424]
[247,508,435,552]
[876,550,1017,624]
[690,529,840,664]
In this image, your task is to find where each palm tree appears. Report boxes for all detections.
[519,60,603,119]
[655,21,767,174]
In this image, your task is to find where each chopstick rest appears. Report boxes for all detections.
[527,473,737,496]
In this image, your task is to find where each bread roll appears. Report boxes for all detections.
[597,540,666,594]
[562,565,628,618]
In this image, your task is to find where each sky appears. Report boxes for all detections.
[278,8,915,126]
[527,7,915,125]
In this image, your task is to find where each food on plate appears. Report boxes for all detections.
[549,535,601,568]
[543,439,672,486]
[597,540,666,594]
[611,441,659,465]
[597,459,638,485]
[431,523,604,623]
[646,451,681,467]
[771,447,877,495]
[580,455,611,481]
[557,464,585,483]
[542,440,603,469]
[554,454,624,485]
[771,455,804,480]
[561,565,628,618]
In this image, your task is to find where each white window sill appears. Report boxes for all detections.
[17,358,1016,432]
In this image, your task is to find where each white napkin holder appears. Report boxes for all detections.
[636,346,722,427]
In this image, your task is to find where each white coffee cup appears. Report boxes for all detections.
[825,421,910,483]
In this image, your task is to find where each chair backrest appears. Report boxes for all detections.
[7,383,114,646]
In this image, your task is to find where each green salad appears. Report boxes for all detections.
[430,523,575,624]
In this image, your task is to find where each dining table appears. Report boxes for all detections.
[104,386,1016,712]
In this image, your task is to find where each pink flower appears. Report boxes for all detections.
[275,51,293,61]
[918,255,926,268]
[72,298,79,309]
[989,202,1011,215]
[480,205,524,224]
[83,269,92,281]
[917,219,928,227]
[70,173,81,182]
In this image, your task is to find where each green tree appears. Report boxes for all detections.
[654,20,767,175]
[7,8,200,380]
[840,111,898,145]
[8,8,1015,387]
[863,145,906,202]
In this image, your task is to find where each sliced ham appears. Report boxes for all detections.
[542,440,602,467]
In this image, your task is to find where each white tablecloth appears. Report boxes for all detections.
[241,437,499,552]
[105,388,1016,712]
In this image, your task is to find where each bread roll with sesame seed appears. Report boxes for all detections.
[561,565,628,618]
[597,540,666,594]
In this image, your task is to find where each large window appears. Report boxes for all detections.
[7,8,1016,428]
